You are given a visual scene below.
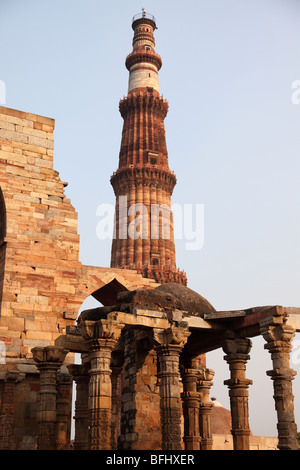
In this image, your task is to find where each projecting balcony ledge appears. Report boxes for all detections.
[132,12,157,30]
[125,50,162,71]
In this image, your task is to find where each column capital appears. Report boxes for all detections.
[67,363,90,380]
[198,367,215,383]
[32,345,69,364]
[259,319,296,353]
[80,319,124,352]
[153,325,190,351]
[222,330,252,358]
[4,370,25,384]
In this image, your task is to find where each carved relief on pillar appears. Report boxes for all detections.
[32,346,69,451]
[0,371,24,450]
[80,319,124,450]
[222,331,252,451]
[154,326,190,450]
[181,367,201,451]
[260,318,299,450]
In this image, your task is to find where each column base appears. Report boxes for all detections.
[200,438,213,451]
[277,422,300,451]
[183,436,201,451]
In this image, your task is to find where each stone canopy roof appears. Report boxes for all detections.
[78,282,216,324]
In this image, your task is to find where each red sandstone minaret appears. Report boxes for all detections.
[110,10,186,285]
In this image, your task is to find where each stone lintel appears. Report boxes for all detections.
[184,315,225,330]
[204,310,246,320]
[55,333,88,354]
[108,310,170,329]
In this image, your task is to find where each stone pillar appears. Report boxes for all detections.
[198,368,215,450]
[56,373,72,450]
[119,329,161,450]
[67,363,90,450]
[222,332,252,451]
[260,318,299,450]
[0,371,23,450]
[111,352,123,450]
[181,368,201,450]
[80,319,124,450]
[154,326,190,450]
[32,346,69,450]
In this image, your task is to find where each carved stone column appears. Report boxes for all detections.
[222,332,252,451]
[32,346,69,450]
[0,371,24,450]
[260,318,299,450]
[111,352,123,450]
[154,326,190,450]
[67,363,90,450]
[198,368,215,450]
[56,373,72,450]
[181,368,201,450]
[119,329,161,450]
[80,319,124,450]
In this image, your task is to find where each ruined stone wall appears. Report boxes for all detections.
[0,106,83,358]
[0,105,160,449]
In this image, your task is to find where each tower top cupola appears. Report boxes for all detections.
[132,9,157,33]
[126,9,162,94]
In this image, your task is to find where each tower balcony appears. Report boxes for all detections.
[132,11,157,31]
[125,48,162,72]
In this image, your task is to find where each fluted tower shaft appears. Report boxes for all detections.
[110,12,186,286]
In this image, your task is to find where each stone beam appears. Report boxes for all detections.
[55,310,226,355]
[55,306,300,358]
[207,306,296,338]
[55,330,89,353]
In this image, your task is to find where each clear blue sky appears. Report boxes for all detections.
[1,0,300,438]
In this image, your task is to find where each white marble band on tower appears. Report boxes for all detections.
[128,63,160,93]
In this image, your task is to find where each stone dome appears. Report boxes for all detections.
[154,283,216,317]
[78,282,216,323]
[210,398,232,435]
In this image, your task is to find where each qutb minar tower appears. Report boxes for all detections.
[110,10,187,285]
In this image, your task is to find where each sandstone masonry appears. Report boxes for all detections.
[0,105,159,448]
